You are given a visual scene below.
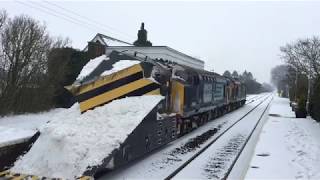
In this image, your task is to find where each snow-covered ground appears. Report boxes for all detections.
[172,95,273,179]
[100,93,270,179]
[0,93,269,179]
[245,96,320,179]
[10,95,163,179]
[0,109,64,147]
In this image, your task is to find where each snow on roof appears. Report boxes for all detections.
[101,60,140,76]
[105,46,205,70]
[83,33,132,51]
[76,55,109,81]
[96,33,132,46]
[102,37,132,46]
[11,95,164,179]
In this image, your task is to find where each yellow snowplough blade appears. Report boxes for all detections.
[67,63,160,113]
[0,170,93,180]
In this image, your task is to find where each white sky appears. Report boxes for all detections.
[1,1,320,83]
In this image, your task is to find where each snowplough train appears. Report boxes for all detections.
[0,50,246,179]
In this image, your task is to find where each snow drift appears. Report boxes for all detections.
[76,54,140,81]
[76,55,109,81]
[11,95,164,179]
[101,60,140,76]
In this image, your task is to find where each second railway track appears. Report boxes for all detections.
[168,94,273,179]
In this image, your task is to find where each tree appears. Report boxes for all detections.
[223,70,231,77]
[271,65,289,86]
[0,13,68,114]
[280,36,320,78]
[311,76,320,121]
[241,70,253,81]
[48,47,88,107]
[0,10,7,28]
[225,69,262,94]
[260,83,274,92]
[270,65,290,96]
[232,70,239,78]
[240,70,262,94]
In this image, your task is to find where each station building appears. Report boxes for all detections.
[86,23,205,70]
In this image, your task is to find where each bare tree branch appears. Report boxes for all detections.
[280,36,320,79]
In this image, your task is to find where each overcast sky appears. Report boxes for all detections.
[1,1,320,83]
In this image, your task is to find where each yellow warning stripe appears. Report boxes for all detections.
[78,64,143,95]
[0,171,93,180]
[30,176,39,180]
[11,175,27,180]
[0,170,9,177]
[171,80,185,114]
[80,78,154,112]
[144,88,160,95]
[77,176,94,180]
[0,171,51,180]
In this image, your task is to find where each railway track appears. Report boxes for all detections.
[245,93,268,105]
[222,96,273,179]
[164,94,273,179]
[99,93,271,179]
[246,95,258,101]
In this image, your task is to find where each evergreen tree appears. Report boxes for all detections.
[232,70,239,78]
[223,70,232,77]
[48,48,88,108]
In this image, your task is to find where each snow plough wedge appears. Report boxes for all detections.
[0,51,177,179]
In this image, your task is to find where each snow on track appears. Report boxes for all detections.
[171,95,273,179]
[245,96,320,179]
[99,93,270,179]
[10,95,164,179]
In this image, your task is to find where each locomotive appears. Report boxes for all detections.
[65,50,246,176]
[0,50,246,179]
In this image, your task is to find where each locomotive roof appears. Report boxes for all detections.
[174,63,227,81]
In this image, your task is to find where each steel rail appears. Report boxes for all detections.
[164,94,272,180]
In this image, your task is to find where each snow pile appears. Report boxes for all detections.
[101,60,140,76]
[76,54,140,81]
[0,108,64,147]
[11,95,163,179]
[245,96,320,179]
[76,55,109,81]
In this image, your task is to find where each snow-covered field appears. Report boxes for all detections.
[245,96,320,179]
[0,108,64,147]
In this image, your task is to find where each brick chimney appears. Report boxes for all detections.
[88,41,105,59]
